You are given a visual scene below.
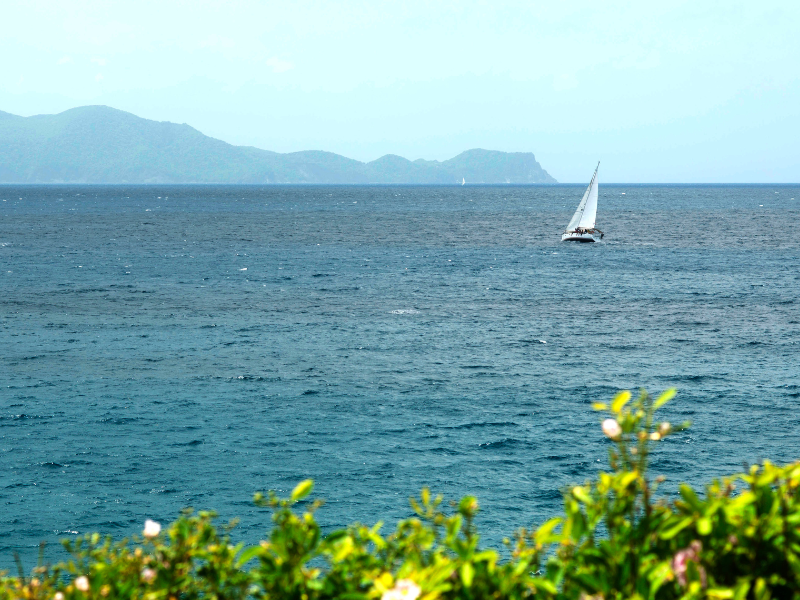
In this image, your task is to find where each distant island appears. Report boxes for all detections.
[0,106,557,184]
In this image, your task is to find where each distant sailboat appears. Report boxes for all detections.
[561,162,604,243]
[462,177,465,186]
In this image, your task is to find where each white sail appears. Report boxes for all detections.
[566,186,591,231]
[565,163,599,231]
[577,169,599,229]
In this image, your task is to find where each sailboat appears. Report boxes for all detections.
[561,162,603,242]
[462,177,466,186]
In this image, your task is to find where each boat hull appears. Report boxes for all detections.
[561,232,598,243]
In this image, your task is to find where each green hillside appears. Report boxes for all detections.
[0,106,556,184]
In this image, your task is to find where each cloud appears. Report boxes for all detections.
[57,56,73,65]
[266,57,294,73]
[95,73,103,82]
[91,58,109,66]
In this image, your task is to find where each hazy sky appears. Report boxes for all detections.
[2,0,798,182]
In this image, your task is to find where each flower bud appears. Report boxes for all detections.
[659,422,671,435]
[650,432,661,441]
[143,519,161,538]
[74,576,90,592]
[141,567,157,584]
[602,419,622,440]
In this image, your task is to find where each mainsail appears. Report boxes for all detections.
[565,163,599,231]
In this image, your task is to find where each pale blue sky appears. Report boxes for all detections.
[2,0,798,182]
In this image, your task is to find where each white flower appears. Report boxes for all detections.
[143,519,161,538]
[602,419,622,440]
[141,567,157,583]
[74,576,90,592]
[659,422,671,436]
[650,432,661,441]
[381,579,421,600]
[53,593,65,600]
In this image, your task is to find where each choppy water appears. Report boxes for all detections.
[1,184,799,568]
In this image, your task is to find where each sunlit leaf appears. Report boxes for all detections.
[235,545,262,567]
[697,517,712,535]
[611,390,632,413]
[572,486,592,504]
[654,388,677,409]
[460,562,474,587]
[535,517,562,542]
[291,479,314,502]
[660,517,693,539]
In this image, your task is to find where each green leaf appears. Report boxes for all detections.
[570,509,586,541]
[474,549,498,564]
[532,579,558,595]
[611,391,632,413]
[535,517,562,543]
[572,486,592,504]
[679,484,704,512]
[734,580,752,600]
[421,487,430,505]
[659,517,693,539]
[291,479,314,502]
[697,517,712,535]
[235,545,262,567]
[460,562,474,587]
[324,529,349,542]
[592,403,608,411]
[654,388,677,409]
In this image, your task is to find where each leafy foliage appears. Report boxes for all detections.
[3,389,800,600]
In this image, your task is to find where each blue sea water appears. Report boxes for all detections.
[1,184,799,569]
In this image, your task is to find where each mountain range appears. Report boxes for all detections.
[0,106,556,184]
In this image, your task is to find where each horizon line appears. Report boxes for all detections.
[1,182,798,187]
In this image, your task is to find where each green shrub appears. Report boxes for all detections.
[3,389,800,600]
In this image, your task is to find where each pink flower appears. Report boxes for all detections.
[381,579,421,600]
[141,567,157,584]
[672,540,705,587]
[602,419,622,440]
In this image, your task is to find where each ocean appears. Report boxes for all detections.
[1,184,798,568]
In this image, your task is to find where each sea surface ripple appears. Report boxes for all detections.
[1,184,798,567]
